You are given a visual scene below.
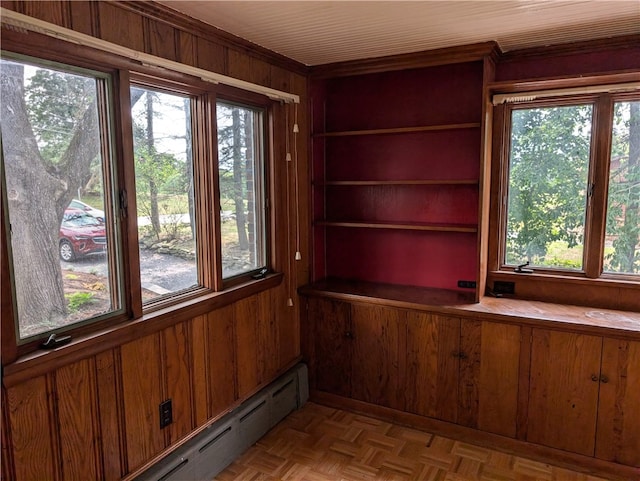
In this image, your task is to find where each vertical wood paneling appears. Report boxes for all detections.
[350,304,403,410]
[208,305,237,416]
[7,376,56,481]
[235,295,260,398]
[477,322,520,437]
[516,325,532,440]
[55,359,100,481]
[228,50,271,86]
[196,37,227,74]
[271,65,292,92]
[190,314,210,425]
[145,17,177,61]
[95,349,123,481]
[121,334,164,472]
[22,0,68,27]
[163,321,193,444]
[258,289,279,382]
[177,30,197,67]
[405,313,460,422]
[275,285,299,369]
[527,330,602,456]
[68,1,95,36]
[596,339,640,466]
[309,298,352,397]
[97,2,144,52]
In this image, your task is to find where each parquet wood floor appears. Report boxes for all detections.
[214,402,615,481]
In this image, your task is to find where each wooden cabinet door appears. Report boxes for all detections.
[596,338,640,467]
[350,304,403,410]
[308,298,352,397]
[405,312,460,422]
[459,320,521,438]
[527,329,602,456]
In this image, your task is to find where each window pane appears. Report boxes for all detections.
[605,100,640,275]
[131,87,198,301]
[1,58,120,340]
[216,102,266,278]
[505,105,593,270]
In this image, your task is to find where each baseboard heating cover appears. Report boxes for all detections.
[135,363,309,481]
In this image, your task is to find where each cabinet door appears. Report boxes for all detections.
[596,338,640,467]
[405,312,460,422]
[350,304,403,410]
[459,320,521,438]
[527,329,602,456]
[308,298,352,397]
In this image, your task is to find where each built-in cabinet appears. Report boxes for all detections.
[528,330,640,464]
[306,297,522,437]
[302,292,640,474]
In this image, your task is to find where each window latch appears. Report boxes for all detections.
[587,183,595,198]
[40,333,72,350]
[515,261,534,274]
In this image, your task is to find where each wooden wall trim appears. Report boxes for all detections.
[310,41,500,78]
[499,34,640,64]
[311,390,639,481]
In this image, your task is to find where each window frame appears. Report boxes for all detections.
[0,39,280,361]
[487,77,640,309]
[215,98,270,285]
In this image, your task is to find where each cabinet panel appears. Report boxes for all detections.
[405,312,460,422]
[596,339,640,467]
[308,298,351,397]
[459,320,520,437]
[527,330,602,456]
[350,304,403,410]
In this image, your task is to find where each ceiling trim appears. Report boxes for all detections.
[311,41,500,79]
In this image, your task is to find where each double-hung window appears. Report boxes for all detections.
[489,83,639,306]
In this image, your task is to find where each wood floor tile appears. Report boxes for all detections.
[214,403,617,481]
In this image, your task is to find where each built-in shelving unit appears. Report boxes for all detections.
[311,59,490,294]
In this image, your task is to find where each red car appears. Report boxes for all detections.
[59,209,107,261]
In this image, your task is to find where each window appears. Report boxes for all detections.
[131,86,199,301]
[491,86,640,300]
[1,50,275,352]
[216,101,267,279]
[0,56,122,341]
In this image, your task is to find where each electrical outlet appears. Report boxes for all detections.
[457,280,477,289]
[493,281,515,295]
[159,399,173,429]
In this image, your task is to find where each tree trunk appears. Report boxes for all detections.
[1,62,99,332]
[184,98,195,240]
[243,111,256,264]
[146,92,161,238]
[232,108,248,249]
[620,102,640,272]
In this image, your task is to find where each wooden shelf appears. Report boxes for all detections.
[313,122,481,138]
[318,179,479,186]
[316,220,478,233]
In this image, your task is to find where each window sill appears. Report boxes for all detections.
[3,272,283,387]
[487,270,639,312]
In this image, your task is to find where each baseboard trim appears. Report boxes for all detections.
[311,390,639,481]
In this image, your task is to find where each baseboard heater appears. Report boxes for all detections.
[135,363,309,481]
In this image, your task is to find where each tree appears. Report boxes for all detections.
[506,105,592,266]
[1,61,100,329]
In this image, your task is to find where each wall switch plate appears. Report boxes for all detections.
[159,399,173,429]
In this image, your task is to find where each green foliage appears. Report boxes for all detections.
[25,68,95,165]
[65,292,94,312]
[506,104,592,268]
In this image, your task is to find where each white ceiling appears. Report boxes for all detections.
[157,1,640,66]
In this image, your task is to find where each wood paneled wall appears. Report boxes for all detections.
[1,1,308,480]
